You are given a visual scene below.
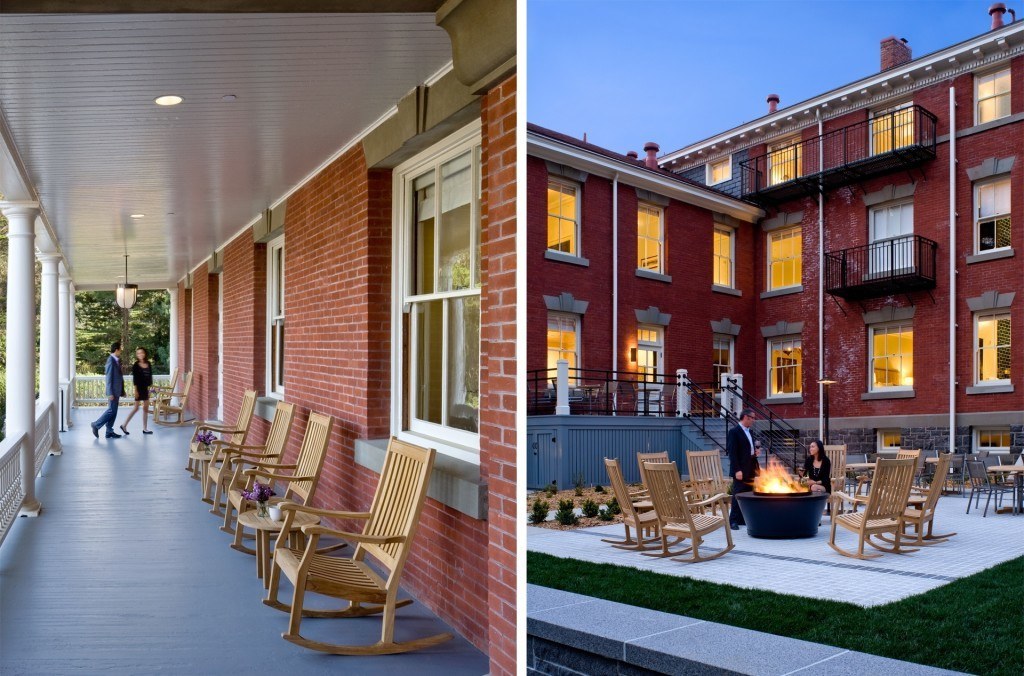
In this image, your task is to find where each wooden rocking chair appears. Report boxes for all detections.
[602,458,660,551]
[641,461,733,563]
[889,452,957,546]
[153,371,194,426]
[149,366,179,400]
[206,401,295,529]
[189,389,256,477]
[828,456,917,560]
[229,411,334,553]
[686,450,730,516]
[263,437,452,655]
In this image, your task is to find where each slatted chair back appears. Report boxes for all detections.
[358,438,436,577]
[229,390,258,446]
[686,450,727,496]
[177,371,194,404]
[604,458,642,523]
[920,452,953,513]
[263,402,297,462]
[636,451,670,489]
[155,366,180,394]
[863,457,916,522]
[644,461,694,531]
[283,412,333,504]
[824,444,847,491]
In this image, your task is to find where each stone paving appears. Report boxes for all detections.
[527,495,1024,606]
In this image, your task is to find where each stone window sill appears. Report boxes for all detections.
[966,383,1015,395]
[255,395,281,421]
[966,248,1015,265]
[861,390,915,400]
[760,285,803,299]
[762,395,802,405]
[712,284,742,297]
[544,250,590,267]
[636,268,672,283]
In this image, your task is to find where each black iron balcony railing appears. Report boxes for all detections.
[824,234,938,300]
[739,104,938,202]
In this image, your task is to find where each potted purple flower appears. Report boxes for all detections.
[241,482,276,518]
[195,430,216,454]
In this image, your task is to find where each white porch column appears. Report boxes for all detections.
[68,282,77,426]
[38,253,62,454]
[168,287,179,380]
[58,270,72,430]
[2,202,42,516]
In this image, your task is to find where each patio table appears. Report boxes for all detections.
[237,508,320,588]
[987,465,1023,515]
[846,462,876,471]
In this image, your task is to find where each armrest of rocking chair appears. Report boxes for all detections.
[691,493,728,508]
[196,423,245,434]
[277,501,372,520]
[243,460,298,471]
[831,491,858,507]
[299,525,405,546]
[243,468,316,483]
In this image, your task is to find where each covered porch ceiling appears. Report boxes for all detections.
[0,9,453,289]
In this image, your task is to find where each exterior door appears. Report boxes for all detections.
[869,201,914,275]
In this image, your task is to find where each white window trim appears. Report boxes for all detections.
[973,310,1011,386]
[974,67,1011,126]
[637,202,665,274]
[706,156,732,186]
[974,428,1012,454]
[391,120,482,464]
[869,198,915,243]
[766,225,802,291]
[876,429,902,453]
[766,335,802,398]
[547,177,582,258]
[712,335,734,390]
[973,177,1012,255]
[265,235,285,398]
[868,322,914,393]
[713,224,736,289]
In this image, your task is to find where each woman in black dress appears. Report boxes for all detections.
[120,347,154,435]
[803,439,831,494]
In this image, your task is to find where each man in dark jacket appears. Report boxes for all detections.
[91,342,125,439]
[728,408,759,529]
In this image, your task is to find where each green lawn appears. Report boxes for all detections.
[528,551,1024,676]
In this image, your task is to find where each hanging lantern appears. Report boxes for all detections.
[116,254,138,309]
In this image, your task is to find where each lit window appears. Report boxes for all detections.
[976,69,1011,124]
[267,236,285,396]
[707,157,732,185]
[713,227,734,288]
[975,178,1012,253]
[869,323,914,391]
[767,226,802,290]
[547,179,579,256]
[636,326,663,383]
[768,138,802,186]
[637,204,664,273]
[397,124,482,450]
[877,430,902,452]
[871,102,915,155]
[869,201,914,275]
[547,313,579,373]
[976,429,1012,454]
[767,337,802,396]
[712,336,734,390]
[975,312,1011,384]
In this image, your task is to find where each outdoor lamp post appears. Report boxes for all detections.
[818,378,837,444]
[116,254,138,310]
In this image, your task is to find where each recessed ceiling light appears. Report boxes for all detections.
[154,95,183,106]
[130,214,145,219]
[221,94,237,102]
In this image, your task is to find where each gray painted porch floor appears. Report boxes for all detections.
[0,409,488,675]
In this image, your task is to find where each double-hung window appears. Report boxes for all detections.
[975,312,1011,385]
[395,123,482,453]
[637,203,664,273]
[976,68,1011,125]
[767,226,801,290]
[975,178,1011,254]
[267,236,285,396]
[547,179,579,256]
[767,337,802,396]
[713,226,734,288]
[869,323,914,391]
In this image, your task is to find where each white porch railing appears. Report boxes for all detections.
[73,374,172,406]
[0,431,26,548]
[34,400,58,472]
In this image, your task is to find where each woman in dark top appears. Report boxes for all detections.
[803,439,831,494]
[120,347,154,435]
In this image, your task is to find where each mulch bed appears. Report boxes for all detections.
[526,485,631,530]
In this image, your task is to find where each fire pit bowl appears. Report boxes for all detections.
[734,491,829,539]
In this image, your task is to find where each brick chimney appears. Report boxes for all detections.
[990,3,1009,29]
[643,142,659,169]
[881,36,912,71]
[767,94,780,114]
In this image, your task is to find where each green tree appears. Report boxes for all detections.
[75,290,170,375]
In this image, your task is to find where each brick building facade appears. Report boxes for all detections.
[529,17,1023,456]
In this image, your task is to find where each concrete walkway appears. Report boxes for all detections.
[0,409,487,675]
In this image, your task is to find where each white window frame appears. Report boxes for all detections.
[713,225,735,289]
[392,120,482,462]
[975,67,1011,126]
[975,428,1012,455]
[973,177,1012,255]
[974,311,1012,386]
[637,202,664,274]
[877,429,902,453]
[636,325,664,383]
[766,225,802,291]
[266,235,285,397]
[868,199,915,276]
[547,177,581,257]
[868,322,914,392]
[706,156,732,186]
[766,336,802,397]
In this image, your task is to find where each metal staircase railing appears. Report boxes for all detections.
[676,376,735,454]
[723,375,806,471]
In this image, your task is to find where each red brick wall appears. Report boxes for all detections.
[189,266,219,420]
[177,283,191,373]
[480,73,517,676]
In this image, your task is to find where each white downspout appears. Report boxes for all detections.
[612,173,619,378]
[948,87,957,453]
[817,110,825,440]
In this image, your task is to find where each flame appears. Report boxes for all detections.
[753,456,807,494]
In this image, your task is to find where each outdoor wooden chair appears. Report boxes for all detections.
[229,411,334,552]
[636,451,670,491]
[602,458,661,551]
[149,366,179,400]
[897,449,926,486]
[823,444,847,493]
[887,452,957,546]
[188,389,256,476]
[828,457,918,560]
[685,450,729,516]
[263,437,453,655]
[641,461,733,563]
[206,401,295,529]
[153,371,194,425]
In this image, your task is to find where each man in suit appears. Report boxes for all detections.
[728,408,760,530]
[91,342,125,439]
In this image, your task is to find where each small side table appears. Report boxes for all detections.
[187,447,216,489]
[236,508,320,588]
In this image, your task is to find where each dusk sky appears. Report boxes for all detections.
[527,0,1011,156]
